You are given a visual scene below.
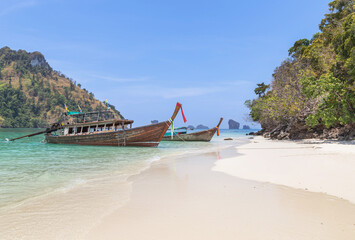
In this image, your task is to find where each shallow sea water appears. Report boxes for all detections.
[0,128,255,239]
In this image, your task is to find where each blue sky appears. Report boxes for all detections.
[1,0,330,128]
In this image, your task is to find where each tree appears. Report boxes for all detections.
[288,39,310,58]
[19,77,23,90]
[301,74,354,127]
[254,82,270,97]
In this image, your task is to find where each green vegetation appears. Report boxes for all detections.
[246,0,355,132]
[0,115,4,126]
[0,47,123,128]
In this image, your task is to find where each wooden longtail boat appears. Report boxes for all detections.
[45,103,182,147]
[162,118,223,142]
[8,103,182,147]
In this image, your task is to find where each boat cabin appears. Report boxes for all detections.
[57,111,134,136]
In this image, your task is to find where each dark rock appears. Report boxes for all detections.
[196,124,209,129]
[260,120,355,141]
[224,138,233,140]
[228,119,240,129]
[151,120,158,124]
[187,125,195,130]
[242,125,250,129]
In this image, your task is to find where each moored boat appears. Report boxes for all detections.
[9,103,182,147]
[162,118,223,142]
[45,103,182,147]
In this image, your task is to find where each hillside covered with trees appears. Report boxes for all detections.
[0,47,123,128]
[246,0,354,140]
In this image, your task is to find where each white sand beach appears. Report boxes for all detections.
[213,137,355,204]
[87,137,355,240]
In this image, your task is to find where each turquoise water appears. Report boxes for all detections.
[0,128,256,211]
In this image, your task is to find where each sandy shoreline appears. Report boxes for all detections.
[87,137,355,240]
[213,136,355,204]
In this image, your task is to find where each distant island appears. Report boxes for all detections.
[228,119,240,129]
[246,2,354,140]
[0,47,122,128]
[196,124,208,130]
[242,125,250,129]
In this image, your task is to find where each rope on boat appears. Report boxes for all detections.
[175,132,187,142]
[164,121,187,143]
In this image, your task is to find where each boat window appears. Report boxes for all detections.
[97,125,104,131]
[77,127,82,134]
[106,124,113,131]
[82,126,89,133]
[89,126,96,133]
[68,128,73,134]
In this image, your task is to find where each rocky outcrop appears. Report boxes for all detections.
[242,125,250,129]
[30,52,50,69]
[260,120,355,141]
[187,125,195,130]
[228,119,240,129]
[196,124,208,130]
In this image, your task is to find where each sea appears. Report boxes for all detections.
[0,128,257,239]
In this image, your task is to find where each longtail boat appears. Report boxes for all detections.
[162,118,223,142]
[8,103,182,147]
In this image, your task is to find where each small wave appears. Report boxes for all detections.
[59,178,87,193]
[147,156,161,163]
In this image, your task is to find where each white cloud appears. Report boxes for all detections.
[160,87,223,98]
[106,84,226,99]
[89,74,149,83]
[222,80,251,86]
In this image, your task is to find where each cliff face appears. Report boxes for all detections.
[0,47,123,128]
[246,0,355,140]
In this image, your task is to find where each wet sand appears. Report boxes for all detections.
[87,139,355,240]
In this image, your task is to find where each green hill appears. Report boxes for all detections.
[246,0,354,140]
[0,47,123,128]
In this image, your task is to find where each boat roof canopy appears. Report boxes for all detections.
[66,110,113,117]
[62,110,134,127]
[64,119,134,128]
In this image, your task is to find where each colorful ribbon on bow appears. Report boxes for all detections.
[170,118,174,139]
[216,126,220,136]
[64,104,69,113]
[177,103,187,123]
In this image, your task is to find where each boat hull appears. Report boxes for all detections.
[46,121,170,147]
[161,128,217,142]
